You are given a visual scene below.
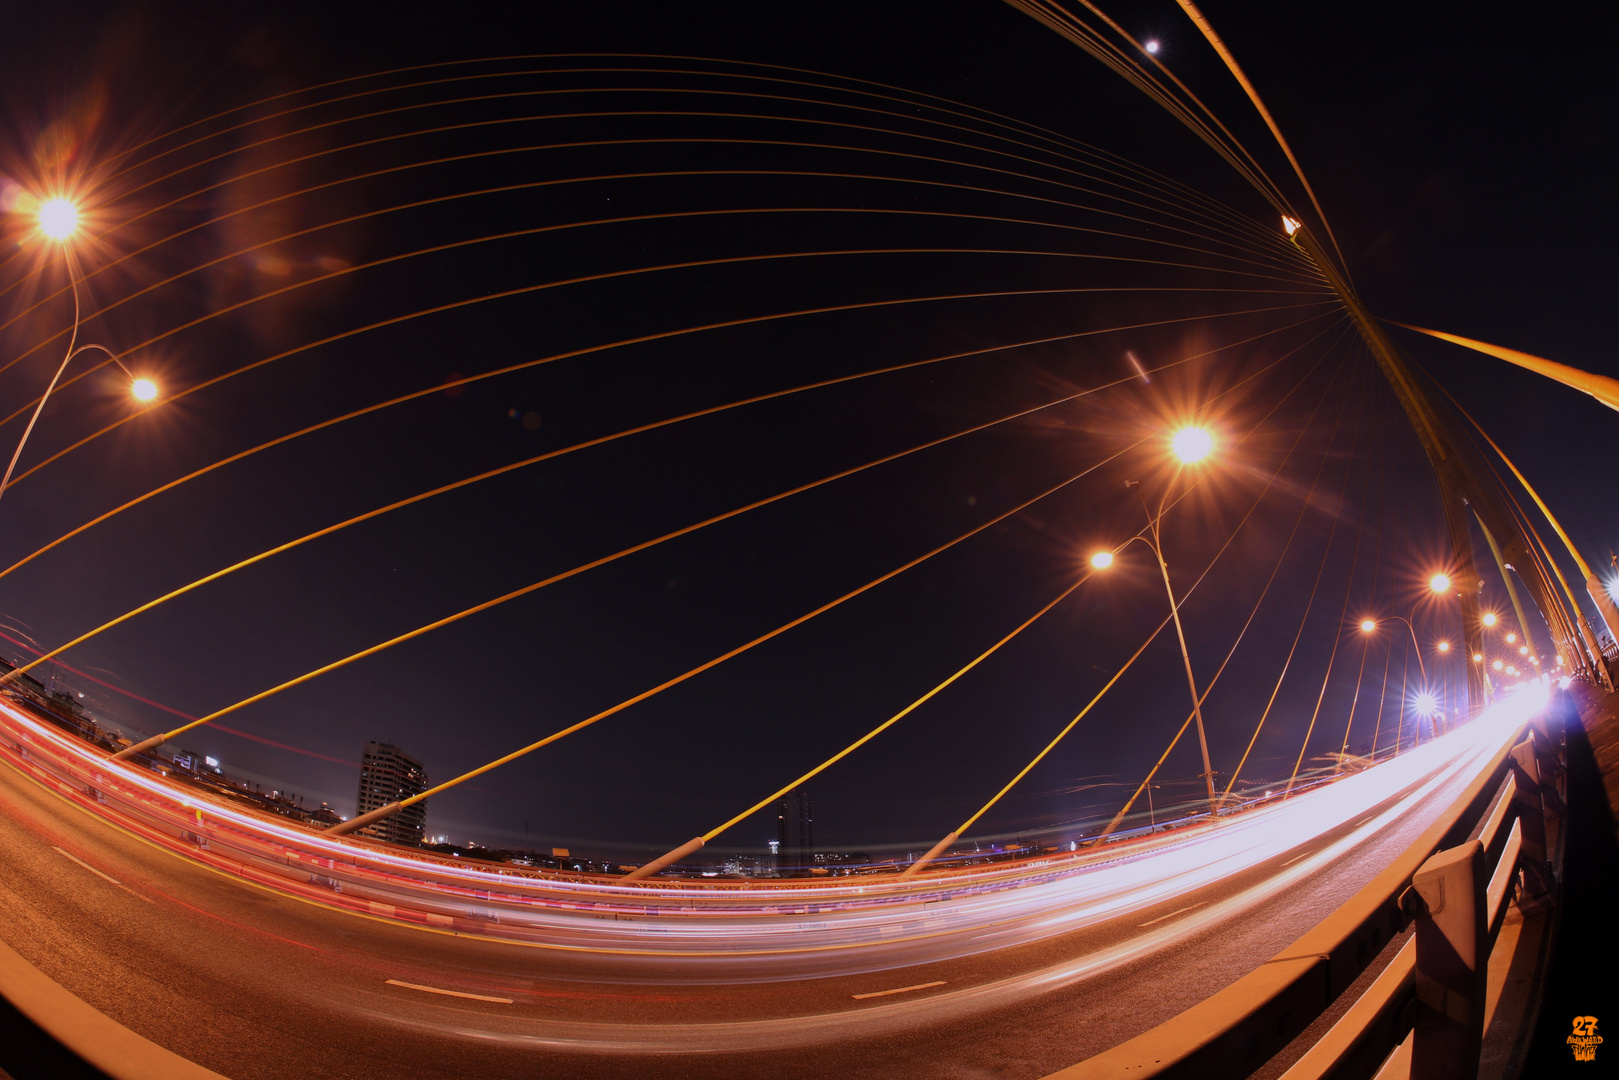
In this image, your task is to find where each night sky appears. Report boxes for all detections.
[0,1,1611,861]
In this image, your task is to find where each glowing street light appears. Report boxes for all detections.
[1505,632,1516,643]
[1429,573,1452,594]
[1171,426,1214,463]
[1493,660,1504,671]
[1436,640,1451,653]
[1519,645,1529,655]
[1482,612,1498,627]
[1360,619,1377,633]
[131,377,159,403]
[37,198,79,241]
[1473,652,1484,662]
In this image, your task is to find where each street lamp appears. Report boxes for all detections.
[37,198,78,240]
[1482,612,1498,628]
[0,195,158,514]
[1091,425,1218,815]
[1363,569,1457,730]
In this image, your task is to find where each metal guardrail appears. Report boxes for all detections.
[1050,701,1566,1080]
[1285,714,1563,1080]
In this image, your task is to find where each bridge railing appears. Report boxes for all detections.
[1277,718,1562,1080]
[1050,698,1567,1080]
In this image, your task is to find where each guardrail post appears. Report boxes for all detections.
[1506,742,1551,900]
[1403,839,1485,1079]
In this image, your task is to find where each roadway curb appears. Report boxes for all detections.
[0,938,228,1080]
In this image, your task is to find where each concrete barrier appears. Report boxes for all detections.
[0,937,227,1080]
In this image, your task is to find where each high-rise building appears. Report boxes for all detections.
[776,787,813,876]
[355,742,429,846]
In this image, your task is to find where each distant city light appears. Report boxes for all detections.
[1171,427,1214,463]
[1090,550,1114,569]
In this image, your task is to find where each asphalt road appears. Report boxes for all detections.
[0,716,1509,1080]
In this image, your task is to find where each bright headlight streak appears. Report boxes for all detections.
[0,683,1544,981]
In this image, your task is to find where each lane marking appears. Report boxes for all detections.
[852,980,946,1000]
[1139,901,1206,927]
[1281,850,1313,867]
[385,978,514,1004]
[53,846,121,884]
[51,841,157,906]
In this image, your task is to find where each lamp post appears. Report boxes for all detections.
[1360,615,1428,685]
[1091,425,1218,816]
[0,197,158,514]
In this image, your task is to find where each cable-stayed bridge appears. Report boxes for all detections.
[0,3,1610,1078]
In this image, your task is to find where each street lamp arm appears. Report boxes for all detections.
[0,259,133,513]
[67,342,132,377]
[1384,614,1428,685]
[0,264,87,512]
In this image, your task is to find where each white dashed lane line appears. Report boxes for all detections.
[1139,901,1206,927]
[386,979,514,1004]
[52,846,154,903]
[852,981,946,1000]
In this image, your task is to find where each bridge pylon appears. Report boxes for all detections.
[1286,224,1611,699]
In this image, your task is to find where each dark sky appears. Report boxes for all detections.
[0,1,1611,859]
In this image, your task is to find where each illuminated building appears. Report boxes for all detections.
[776,787,814,876]
[355,742,429,846]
